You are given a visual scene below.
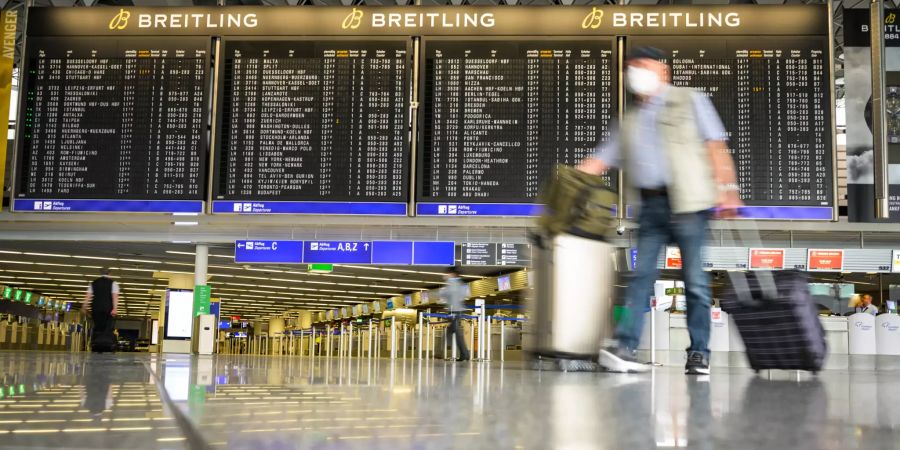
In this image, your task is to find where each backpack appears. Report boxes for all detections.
[537,165,617,240]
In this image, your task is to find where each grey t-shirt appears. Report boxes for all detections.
[439,278,467,313]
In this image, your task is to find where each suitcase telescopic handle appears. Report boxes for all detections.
[722,220,778,305]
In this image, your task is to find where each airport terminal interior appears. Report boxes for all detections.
[3,0,900,448]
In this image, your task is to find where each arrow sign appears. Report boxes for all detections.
[234,240,303,264]
[304,241,373,264]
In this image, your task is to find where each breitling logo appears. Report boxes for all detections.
[581,7,603,29]
[109,8,130,30]
[342,8,364,30]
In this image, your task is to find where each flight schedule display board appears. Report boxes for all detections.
[14,37,209,213]
[627,37,833,220]
[211,39,410,215]
[416,39,616,217]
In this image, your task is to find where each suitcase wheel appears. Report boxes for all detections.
[558,359,596,372]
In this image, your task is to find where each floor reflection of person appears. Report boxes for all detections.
[82,360,113,419]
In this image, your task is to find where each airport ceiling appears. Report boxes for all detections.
[0,240,507,319]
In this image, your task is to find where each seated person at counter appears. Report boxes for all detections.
[856,294,878,316]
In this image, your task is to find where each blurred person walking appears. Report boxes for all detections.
[440,267,470,362]
[580,47,742,375]
[83,268,120,353]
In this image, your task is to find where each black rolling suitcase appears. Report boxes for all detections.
[720,270,827,373]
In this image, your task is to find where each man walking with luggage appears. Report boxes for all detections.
[580,47,742,375]
[82,268,120,353]
[440,267,470,362]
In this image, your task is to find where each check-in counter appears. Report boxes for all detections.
[848,313,877,355]
[0,321,7,349]
[709,309,730,352]
[876,314,900,355]
[728,316,745,352]
[638,311,856,356]
[820,316,849,355]
[637,310,670,351]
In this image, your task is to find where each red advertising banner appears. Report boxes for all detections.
[807,249,844,271]
[665,247,682,270]
[749,248,785,270]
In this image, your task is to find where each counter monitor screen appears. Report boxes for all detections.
[15,37,210,212]
[213,39,410,214]
[417,39,617,215]
[627,37,833,217]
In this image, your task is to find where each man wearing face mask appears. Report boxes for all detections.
[579,47,742,375]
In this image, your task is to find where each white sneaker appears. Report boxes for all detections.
[599,346,650,373]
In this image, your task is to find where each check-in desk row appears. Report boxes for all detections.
[0,320,76,351]
[638,311,900,356]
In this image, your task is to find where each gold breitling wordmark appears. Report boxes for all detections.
[109,8,130,30]
[582,7,603,29]
[342,8,364,30]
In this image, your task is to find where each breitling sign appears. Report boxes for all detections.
[26,5,827,37]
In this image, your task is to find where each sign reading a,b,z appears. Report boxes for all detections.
[304,241,372,264]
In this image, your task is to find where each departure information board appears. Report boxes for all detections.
[14,37,209,213]
[416,39,616,217]
[211,39,410,215]
[627,37,833,220]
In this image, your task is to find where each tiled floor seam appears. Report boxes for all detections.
[139,358,212,450]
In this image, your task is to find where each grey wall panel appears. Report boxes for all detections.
[785,248,809,270]
[844,248,893,272]
[701,247,749,270]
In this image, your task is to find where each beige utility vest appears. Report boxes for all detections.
[620,86,718,214]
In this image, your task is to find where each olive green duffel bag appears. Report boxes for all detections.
[537,165,617,240]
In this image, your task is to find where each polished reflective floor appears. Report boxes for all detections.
[1,351,899,449]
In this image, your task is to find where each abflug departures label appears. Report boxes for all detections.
[14,37,209,213]
[211,40,410,215]
[417,39,616,217]
[627,37,833,220]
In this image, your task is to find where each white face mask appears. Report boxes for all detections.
[626,67,661,96]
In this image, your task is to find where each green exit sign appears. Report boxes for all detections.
[13,290,22,301]
[2,287,10,299]
[309,263,333,273]
[23,292,32,304]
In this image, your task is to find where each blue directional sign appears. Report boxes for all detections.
[303,241,373,264]
[234,240,303,264]
[14,199,203,213]
[630,248,638,271]
[413,241,455,265]
[372,241,414,265]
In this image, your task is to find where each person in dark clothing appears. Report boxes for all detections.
[439,267,470,362]
[82,268,120,352]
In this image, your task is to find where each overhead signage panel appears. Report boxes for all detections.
[211,39,411,216]
[626,36,833,220]
[13,36,210,213]
[27,6,828,37]
[234,240,303,264]
[413,242,455,265]
[304,241,373,264]
[460,243,496,266]
[497,243,531,266]
[372,241,414,265]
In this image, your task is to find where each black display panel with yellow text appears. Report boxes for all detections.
[211,39,411,215]
[14,36,210,213]
[416,38,617,217]
[625,37,833,220]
